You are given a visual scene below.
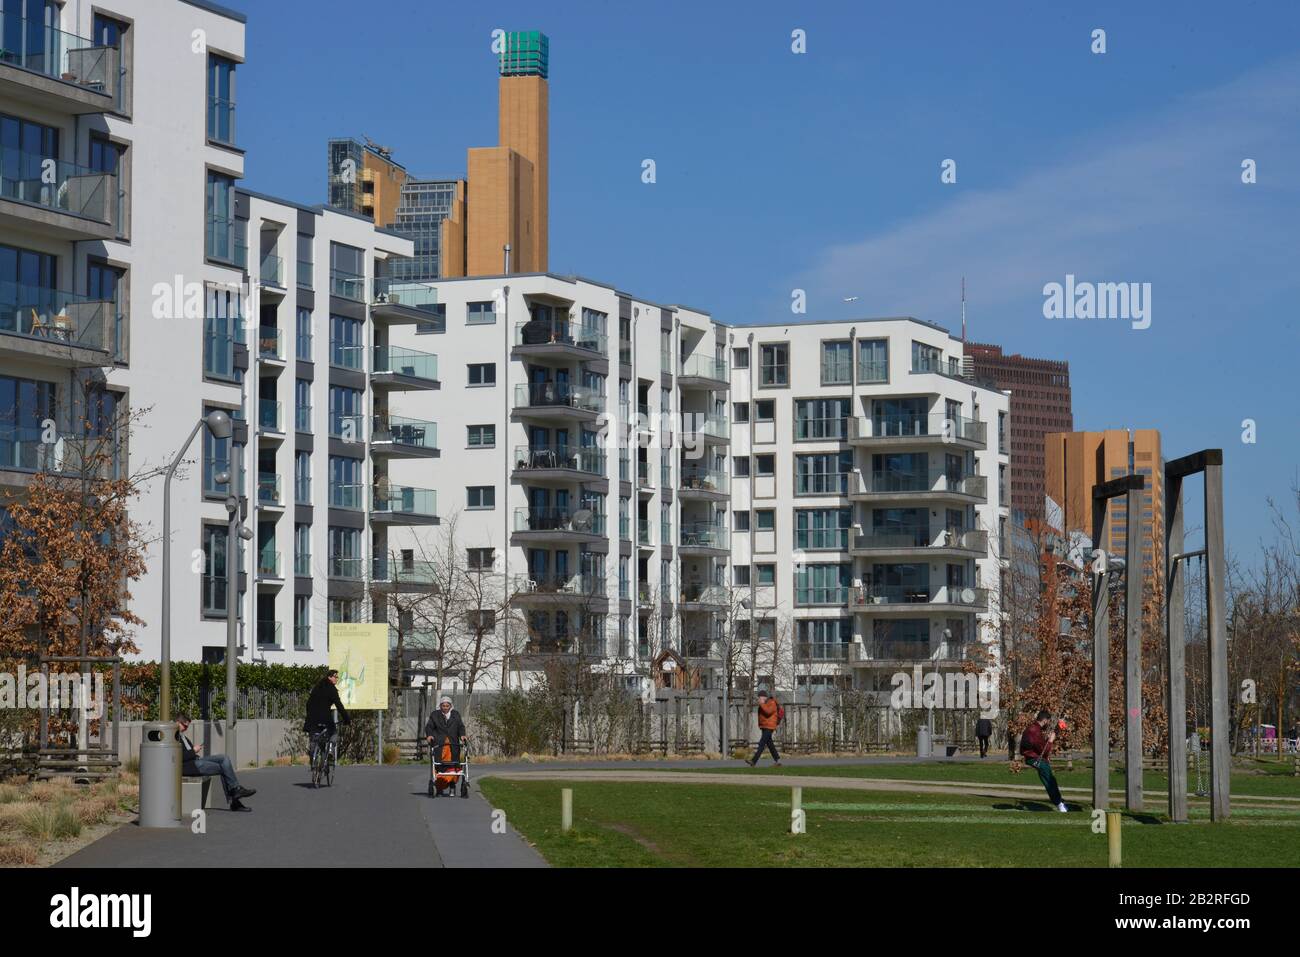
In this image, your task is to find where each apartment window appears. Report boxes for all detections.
[821,340,852,385]
[796,563,851,605]
[732,347,749,369]
[0,374,53,472]
[207,54,237,145]
[796,508,851,550]
[467,486,495,509]
[297,234,313,288]
[468,363,496,386]
[327,526,362,578]
[858,338,888,382]
[911,340,942,373]
[795,451,853,495]
[328,456,362,509]
[201,525,229,615]
[294,523,311,577]
[755,454,775,477]
[296,307,312,360]
[467,548,495,571]
[467,424,496,448]
[294,450,311,502]
[293,595,310,650]
[756,564,776,586]
[733,511,751,532]
[329,315,363,369]
[733,401,749,424]
[328,599,358,623]
[328,386,363,439]
[734,456,750,478]
[734,566,751,586]
[202,405,232,496]
[467,301,496,325]
[795,398,849,440]
[295,379,311,433]
[86,260,125,362]
[756,509,775,531]
[205,171,241,265]
[759,344,789,386]
[755,399,775,423]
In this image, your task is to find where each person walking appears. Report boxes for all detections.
[175,714,255,812]
[745,689,783,767]
[425,695,467,766]
[975,716,993,758]
[1020,709,1068,812]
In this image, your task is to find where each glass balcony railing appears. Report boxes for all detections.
[637,519,653,546]
[795,416,849,441]
[257,472,281,506]
[258,399,282,432]
[514,319,607,354]
[861,470,988,499]
[512,382,604,413]
[371,276,438,310]
[373,484,438,519]
[372,556,439,585]
[0,15,118,90]
[679,582,725,605]
[328,556,364,580]
[0,281,111,353]
[330,269,365,302]
[679,467,728,494]
[680,355,728,381]
[637,461,650,486]
[795,584,850,606]
[329,483,364,510]
[256,327,283,360]
[515,573,606,597]
[374,345,438,383]
[512,445,605,475]
[256,621,281,648]
[257,550,281,578]
[513,507,606,535]
[795,642,852,661]
[680,413,729,440]
[794,528,850,550]
[259,253,284,287]
[329,339,363,370]
[0,148,115,224]
[373,415,437,452]
[853,414,986,444]
[679,523,728,549]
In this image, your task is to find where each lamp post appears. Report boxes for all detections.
[216,442,253,768]
[140,409,231,828]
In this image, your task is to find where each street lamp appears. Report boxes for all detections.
[141,409,231,828]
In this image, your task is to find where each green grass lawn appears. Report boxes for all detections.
[478,777,1300,868]
[673,759,1300,799]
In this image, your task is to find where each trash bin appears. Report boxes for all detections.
[139,721,182,827]
[916,726,931,758]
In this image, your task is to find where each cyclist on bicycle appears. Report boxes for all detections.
[305,669,350,761]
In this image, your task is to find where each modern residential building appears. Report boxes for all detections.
[326,138,408,225]
[1044,428,1164,588]
[965,341,1072,523]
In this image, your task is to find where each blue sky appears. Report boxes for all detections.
[225,0,1300,562]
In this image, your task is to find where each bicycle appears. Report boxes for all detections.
[309,726,337,788]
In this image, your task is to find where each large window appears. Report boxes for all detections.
[820,340,851,385]
[872,452,929,492]
[795,563,851,605]
[327,526,362,579]
[328,455,362,509]
[328,386,363,439]
[87,261,124,361]
[202,524,230,615]
[794,398,849,440]
[329,315,362,369]
[202,405,233,496]
[205,171,241,264]
[296,307,312,360]
[207,54,237,145]
[796,508,850,550]
[0,373,56,470]
[911,340,942,374]
[203,285,242,382]
[796,619,853,659]
[759,343,788,386]
[795,451,852,495]
[858,338,888,382]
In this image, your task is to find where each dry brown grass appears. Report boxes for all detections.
[0,838,39,866]
[72,792,119,827]
[0,801,36,831]
[0,783,24,804]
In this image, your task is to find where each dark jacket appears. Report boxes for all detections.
[175,730,201,777]
[425,708,465,743]
[1020,721,1053,761]
[975,718,993,738]
[305,679,349,732]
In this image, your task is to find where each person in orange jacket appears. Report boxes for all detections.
[745,689,783,766]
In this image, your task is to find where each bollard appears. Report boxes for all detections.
[561,787,573,833]
[1106,810,1122,868]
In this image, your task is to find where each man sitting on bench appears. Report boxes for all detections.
[175,713,256,813]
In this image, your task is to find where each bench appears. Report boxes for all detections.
[181,776,218,814]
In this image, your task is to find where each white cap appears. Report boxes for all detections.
[439,696,453,706]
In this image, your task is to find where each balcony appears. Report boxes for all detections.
[328,483,364,511]
[256,621,282,648]
[259,253,285,291]
[679,582,727,609]
[372,345,440,391]
[511,382,603,421]
[330,268,365,302]
[256,550,282,582]
[370,277,442,327]
[512,506,606,543]
[328,556,365,581]
[678,354,729,389]
[794,416,850,441]
[795,585,851,607]
[849,470,988,505]
[637,519,654,548]
[513,574,608,607]
[371,484,439,525]
[511,445,605,483]
[793,528,850,551]
[0,282,112,366]
[848,414,987,450]
[0,148,115,239]
[371,556,439,593]
[258,399,283,435]
[513,318,606,360]
[257,473,283,507]
[679,522,728,555]
[680,413,730,445]
[850,640,974,667]
[372,414,439,458]
[0,15,119,113]
[637,460,652,491]
[795,642,853,662]
[257,327,284,362]
[850,526,989,559]
[850,585,989,615]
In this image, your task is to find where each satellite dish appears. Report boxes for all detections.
[961,587,976,604]
[571,508,594,531]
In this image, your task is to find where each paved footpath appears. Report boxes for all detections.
[58,765,546,868]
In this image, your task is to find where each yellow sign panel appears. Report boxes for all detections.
[328,623,389,710]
